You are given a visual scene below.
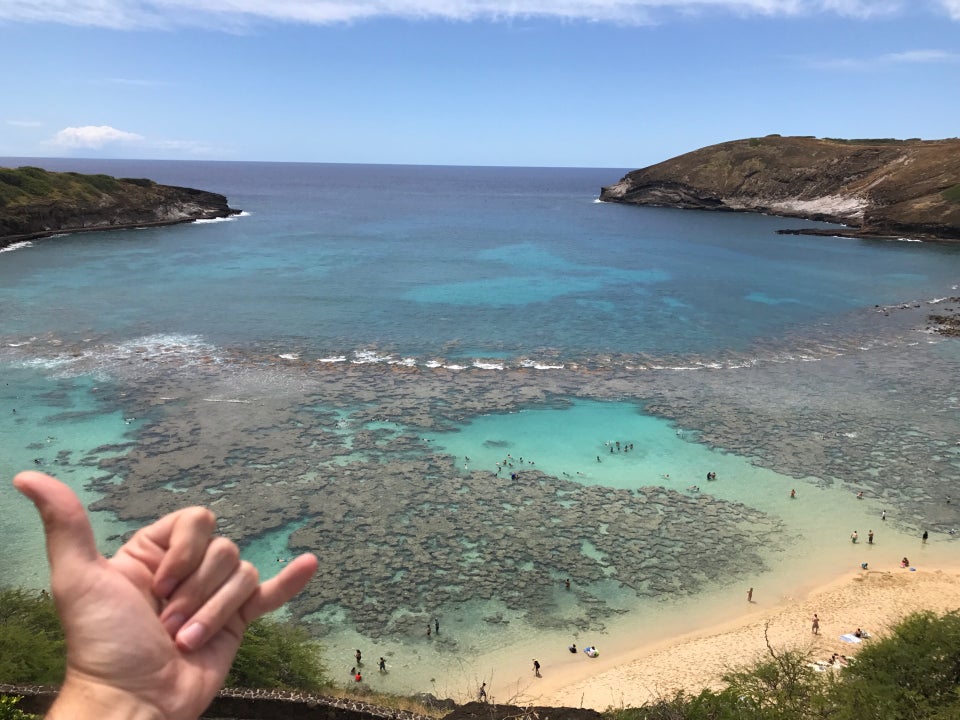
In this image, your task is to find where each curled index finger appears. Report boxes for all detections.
[146,506,217,599]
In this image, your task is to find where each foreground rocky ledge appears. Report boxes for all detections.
[600,136,960,242]
[0,166,241,249]
[0,686,600,720]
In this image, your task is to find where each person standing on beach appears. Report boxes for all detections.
[379,657,386,672]
[435,617,440,635]
[868,530,874,544]
[923,530,929,543]
[479,682,487,701]
[812,613,820,634]
[747,587,753,602]
[532,659,541,677]
[851,530,858,543]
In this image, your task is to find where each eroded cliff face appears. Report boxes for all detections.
[600,136,960,241]
[0,170,241,247]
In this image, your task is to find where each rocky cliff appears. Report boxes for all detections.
[0,166,241,248]
[600,136,960,241]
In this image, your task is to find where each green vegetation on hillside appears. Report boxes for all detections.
[0,587,328,691]
[0,166,159,210]
[610,610,960,719]
[5,584,960,718]
[0,696,35,720]
[229,617,327,690]
[0,589,64,685]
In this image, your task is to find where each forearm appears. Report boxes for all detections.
[46,674,165,720]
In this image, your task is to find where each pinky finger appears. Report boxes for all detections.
[241,553,318,623]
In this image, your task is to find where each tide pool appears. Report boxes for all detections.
[425,398,903,550]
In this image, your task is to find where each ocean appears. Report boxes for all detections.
[2,159,959,701]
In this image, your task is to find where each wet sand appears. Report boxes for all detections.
[520,556,960,710]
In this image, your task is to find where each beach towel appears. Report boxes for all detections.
[839,634,862,644]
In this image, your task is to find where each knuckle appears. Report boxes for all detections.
[188,506,217,531]
[239,560,260,585]
[211,536,240,565]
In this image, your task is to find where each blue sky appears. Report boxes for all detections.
[1,1,958,168]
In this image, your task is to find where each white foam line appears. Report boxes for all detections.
[0,241,32,253]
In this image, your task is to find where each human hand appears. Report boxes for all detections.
[14,471,318,720]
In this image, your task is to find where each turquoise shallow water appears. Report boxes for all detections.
[0,369,136,586]
[1,159,959,699]
[426,399,717,489]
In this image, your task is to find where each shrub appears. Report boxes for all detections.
[941,184,960,203]
[0,696,37,720]
[228,617,328,691]
[827,610,960,719]
[85,174,120,192]
[1,587,326,693]
[0,589,65,685]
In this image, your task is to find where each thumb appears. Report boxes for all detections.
[14,471,100,579]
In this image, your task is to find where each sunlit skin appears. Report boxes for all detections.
[14,471,318,720]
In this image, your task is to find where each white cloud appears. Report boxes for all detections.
[96,77,175,87]
[49,125,145,149]
[807,47,960,70]
[939,0,960,19]
[6,119,44,127]
[883,49,960,63]
[42,125,222,157]
[0,0,951,28]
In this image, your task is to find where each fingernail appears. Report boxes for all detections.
[162,612,186,636]
[177,622,206,651]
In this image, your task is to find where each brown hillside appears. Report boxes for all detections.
[600,136,960,241]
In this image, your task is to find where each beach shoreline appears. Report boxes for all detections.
[509,557,960,711]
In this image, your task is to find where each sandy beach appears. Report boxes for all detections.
[516,558,960,711]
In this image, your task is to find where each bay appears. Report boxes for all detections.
[1,159,959,699]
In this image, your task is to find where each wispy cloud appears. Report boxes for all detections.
[0,0,955,29]
[806,48,960,71]
[47,125,145,149]
[942,0,960,19]
[6,119,44,128]
[43,125,219,156]
[94,77,176,88]
[153,138,218,155]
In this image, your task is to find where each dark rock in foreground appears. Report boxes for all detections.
[600,136,960,242]
[0,165,241,248]
[2,685,598,720]
[442,702,602,720]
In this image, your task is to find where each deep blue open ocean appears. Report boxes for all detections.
[2,159,959,700]
[5,159,959,360]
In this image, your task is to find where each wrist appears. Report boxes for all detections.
[47,672,165,720]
